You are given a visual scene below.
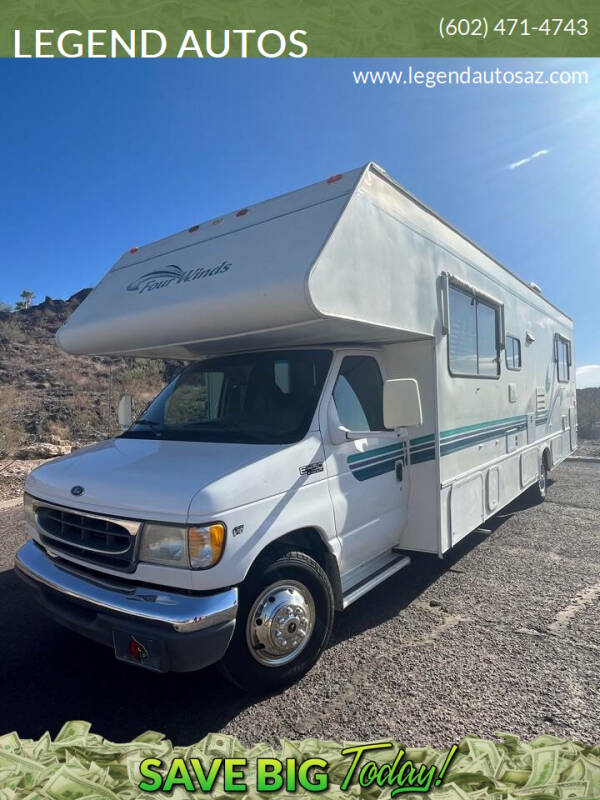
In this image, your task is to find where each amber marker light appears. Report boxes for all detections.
[188,523,226,569]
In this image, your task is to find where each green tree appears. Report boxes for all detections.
[15,289,35,310]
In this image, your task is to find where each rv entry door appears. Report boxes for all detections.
[321,352,409,575]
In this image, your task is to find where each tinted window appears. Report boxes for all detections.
[448,284,499,377]
[123,350,332,444]
[333,356,386,431]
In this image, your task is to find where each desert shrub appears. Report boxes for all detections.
[45,420,72,442]
[0,387,27,456]
[0,319,26,344]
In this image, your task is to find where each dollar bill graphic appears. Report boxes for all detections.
[0,723,598,799]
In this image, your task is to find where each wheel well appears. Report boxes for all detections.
[251,528,343,610]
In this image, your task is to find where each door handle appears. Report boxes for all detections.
[395,461,403,482]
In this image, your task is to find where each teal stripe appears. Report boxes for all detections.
[348,441,405,464]
[411,447,435,464]
[440,420,527,456]
[347,411,553,475]
[410,433,435,446]
[349,449,404,473]
[352,458,402,481]
[441,414,527,440]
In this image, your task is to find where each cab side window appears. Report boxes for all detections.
[333,356,386,431]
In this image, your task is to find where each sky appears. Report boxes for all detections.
[1,58,599,382]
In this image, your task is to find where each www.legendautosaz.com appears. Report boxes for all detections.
[352,66,590,88]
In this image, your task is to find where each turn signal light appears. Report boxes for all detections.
[188,523,226,569]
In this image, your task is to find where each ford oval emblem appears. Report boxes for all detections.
[71,485,84,496]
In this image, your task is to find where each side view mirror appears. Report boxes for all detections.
[117,394,133,431]
[383,379,423,429]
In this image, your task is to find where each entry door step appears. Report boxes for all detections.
[342,550,411,609]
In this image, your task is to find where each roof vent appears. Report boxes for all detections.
[529,281,542,294]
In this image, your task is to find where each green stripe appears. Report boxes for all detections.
[347,414,535,471]
[441,414,527,439]
[352,458,401,481]
[347,441,405,464]
[410,433,435,446]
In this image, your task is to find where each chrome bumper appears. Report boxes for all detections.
[14,540,238,633]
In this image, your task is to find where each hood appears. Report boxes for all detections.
[25,435,324,523]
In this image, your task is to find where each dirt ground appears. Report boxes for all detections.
[0,454,598,748]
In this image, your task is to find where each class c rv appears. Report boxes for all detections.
[15,163,576,690]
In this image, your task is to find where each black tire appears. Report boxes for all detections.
[528,459,548,503]
[220,550,334,692]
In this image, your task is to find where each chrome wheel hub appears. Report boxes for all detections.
[246,580,315,667]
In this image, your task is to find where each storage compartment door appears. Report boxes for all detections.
[450,474,484,546]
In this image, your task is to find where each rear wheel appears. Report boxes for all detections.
[221,550,334,692]
[528,459,548,503]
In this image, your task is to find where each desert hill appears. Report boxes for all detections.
[0,290,171,459]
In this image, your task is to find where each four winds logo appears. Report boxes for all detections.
[126,261,231,294]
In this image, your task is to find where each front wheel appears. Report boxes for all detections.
[221,550,334,692]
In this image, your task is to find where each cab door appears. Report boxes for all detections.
[319,350,409,575]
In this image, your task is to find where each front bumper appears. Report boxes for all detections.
[14,540,238,672]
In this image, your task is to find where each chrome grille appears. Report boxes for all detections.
[35,505,139,571]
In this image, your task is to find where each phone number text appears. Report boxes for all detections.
[438,17,589,39]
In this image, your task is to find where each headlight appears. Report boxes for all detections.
[139,522,225,569]
[23,493,36,528]
[139,524,188,568]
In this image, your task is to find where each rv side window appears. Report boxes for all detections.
[556,335,571,382]
[448,284,499,377]
[333,356,386,431]
[505,335,522,370]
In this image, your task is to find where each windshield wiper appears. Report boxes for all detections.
[121,419,163,437]
[177,420,270,443]
[180,420,242,429]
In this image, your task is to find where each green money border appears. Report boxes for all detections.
[1,722,599,798]
[2,0,600,58]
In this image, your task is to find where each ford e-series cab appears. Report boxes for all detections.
[15,164,576,690]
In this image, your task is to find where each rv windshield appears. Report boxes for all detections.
[121,350,332,445]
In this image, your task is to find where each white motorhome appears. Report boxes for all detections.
[15,163,576,689]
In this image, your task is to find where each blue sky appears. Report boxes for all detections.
[1,59,598,379]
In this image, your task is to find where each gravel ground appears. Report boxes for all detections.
[575,439,600,459]
[0,458,49,503]
[0,460,598,748]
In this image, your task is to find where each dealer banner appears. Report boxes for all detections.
[0,0,598,798]
[2,0,600,57]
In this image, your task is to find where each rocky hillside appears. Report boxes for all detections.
[577,387,600,440]
[0,290,175,459]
